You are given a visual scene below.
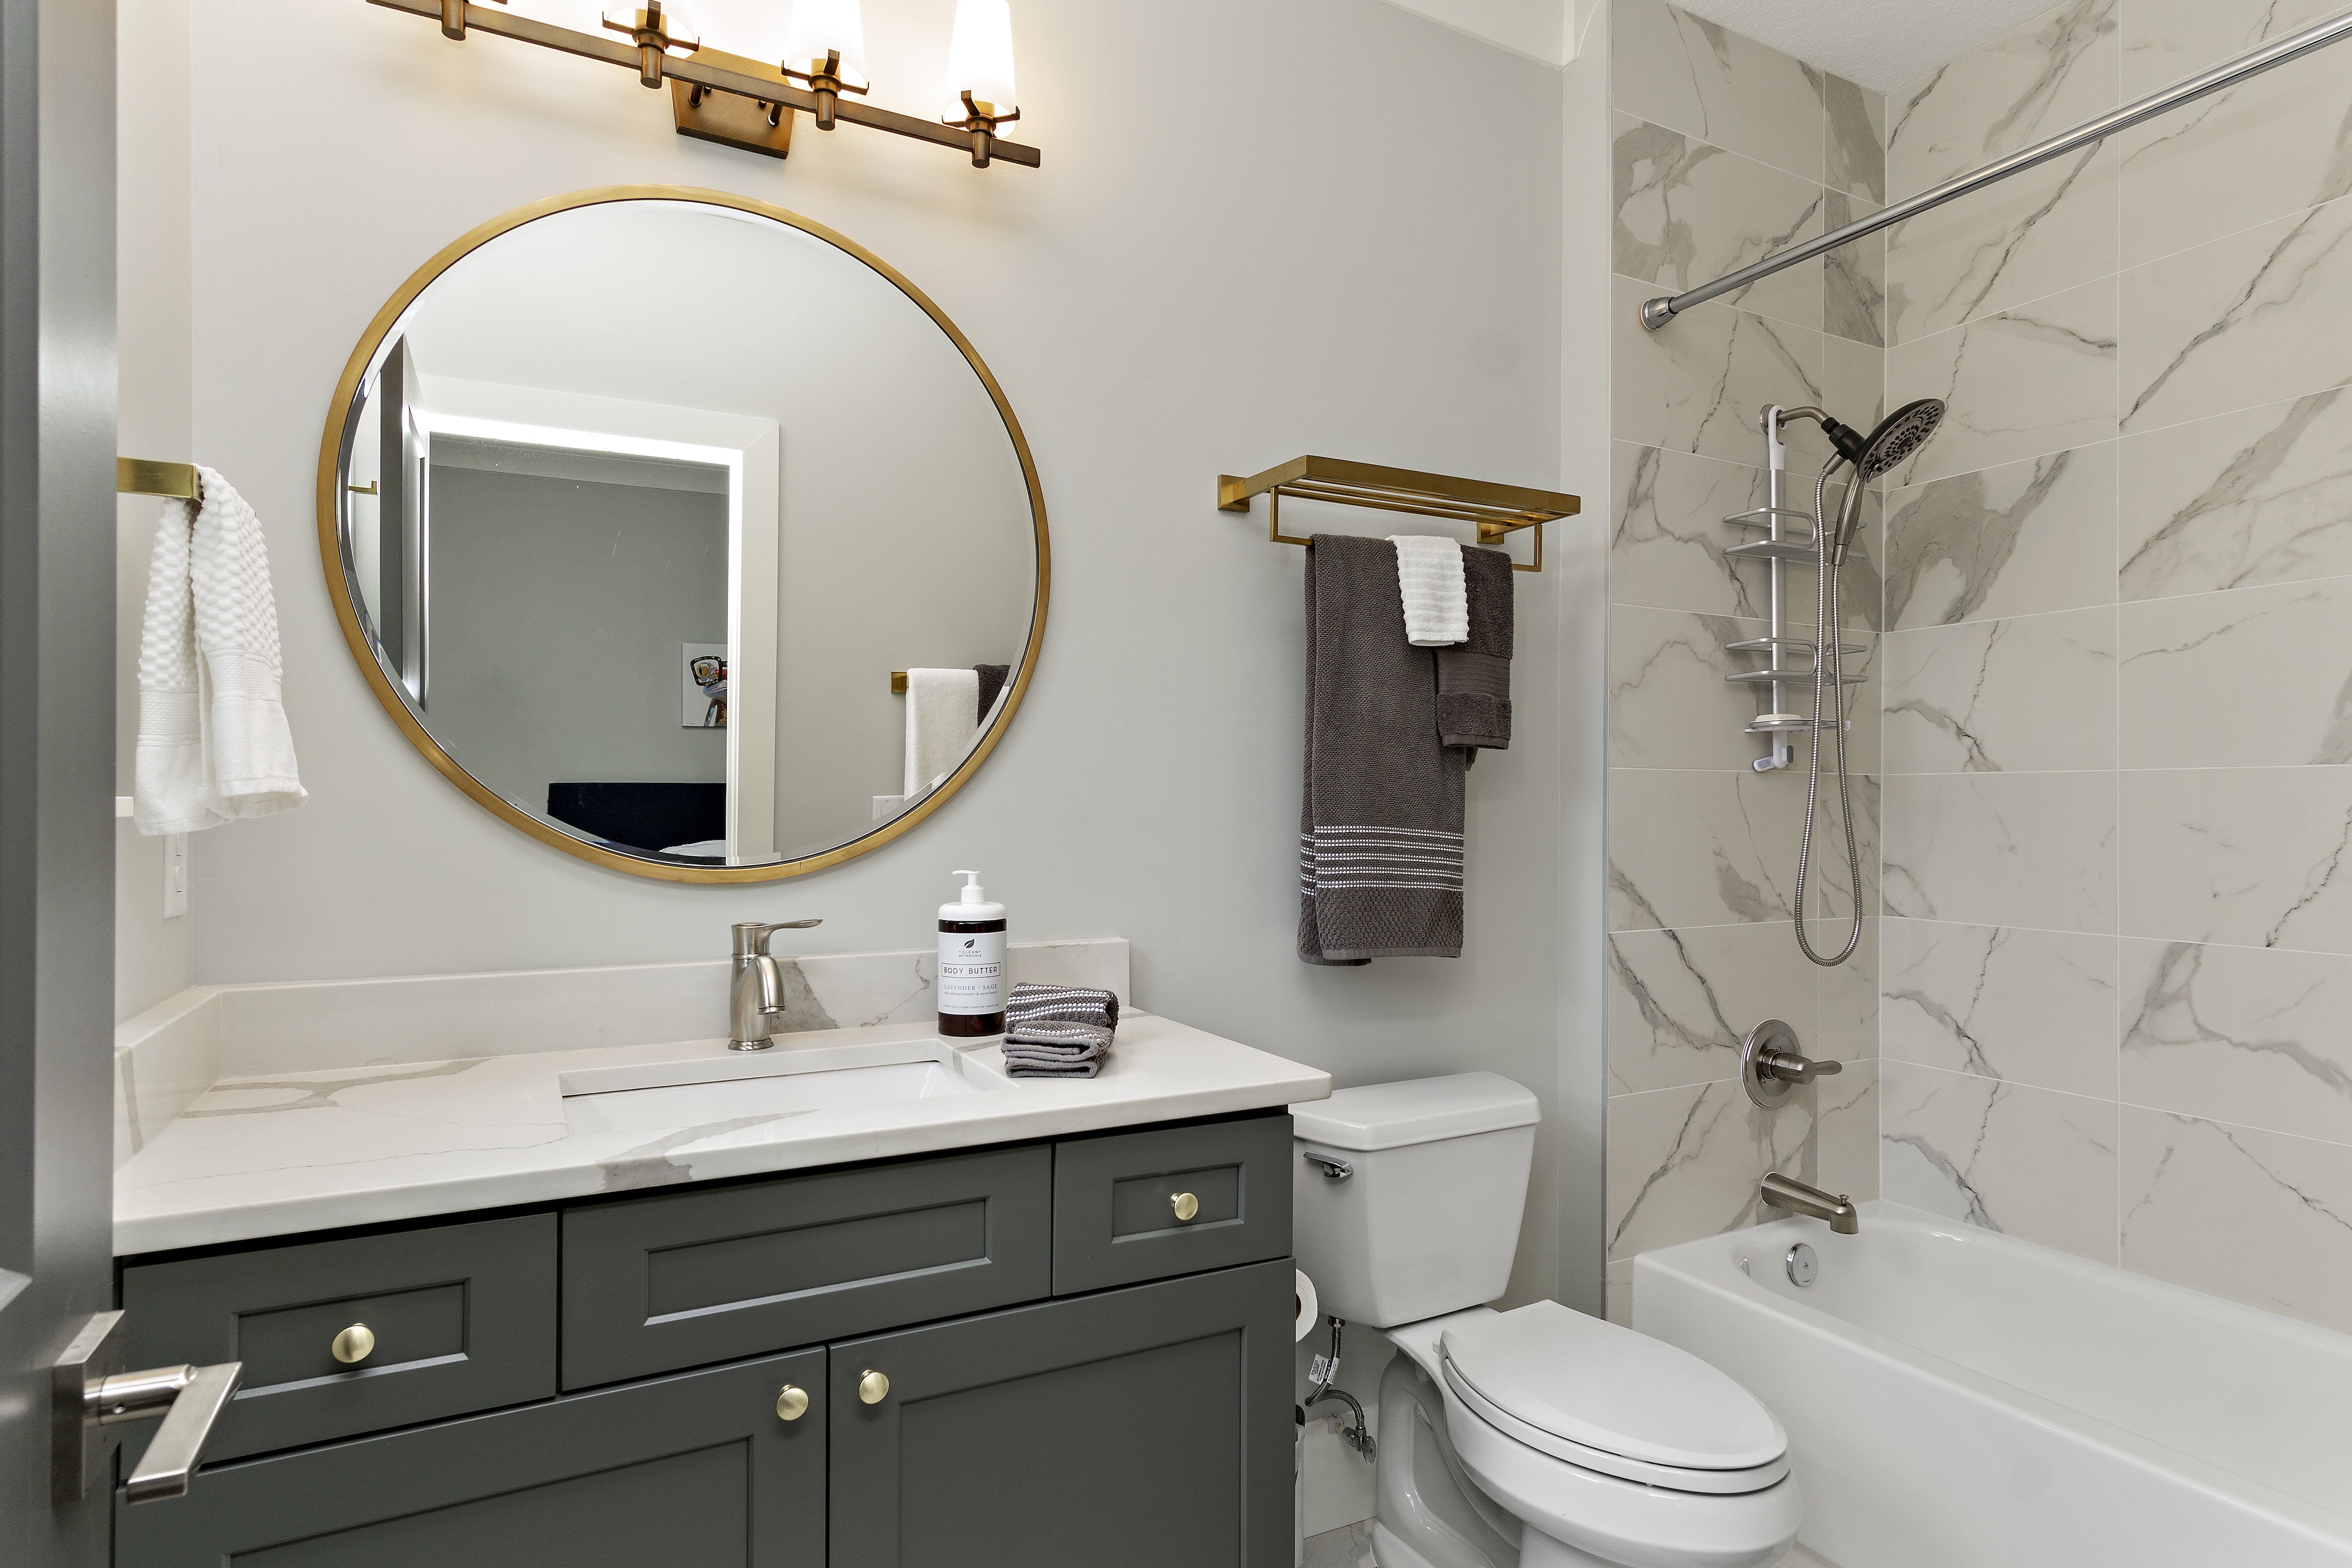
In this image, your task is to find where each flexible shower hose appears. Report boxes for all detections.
[1792,461,1864,968]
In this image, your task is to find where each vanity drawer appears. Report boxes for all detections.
[118,1214,557,1462]
[561,1144,1052,1389]
[1051,1113,1292,1294]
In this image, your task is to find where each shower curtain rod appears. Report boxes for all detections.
[1639,6,2352,330]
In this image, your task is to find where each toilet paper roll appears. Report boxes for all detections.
[1294,1269,1319,1341]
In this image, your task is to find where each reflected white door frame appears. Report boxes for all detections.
[410,375,783,862]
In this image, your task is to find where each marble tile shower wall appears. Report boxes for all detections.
[1877,0,2352,1334]
[1602,0,1887,1321]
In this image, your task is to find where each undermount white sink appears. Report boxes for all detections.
[558,1036,1002,1136]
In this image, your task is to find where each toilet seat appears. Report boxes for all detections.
[1442,1359,1789,1495]
[1439,1302,1789,1496]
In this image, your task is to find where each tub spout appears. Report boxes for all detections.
[1761,1172,1859,1234]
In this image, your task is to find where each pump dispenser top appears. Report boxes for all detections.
[941,869,1006,922]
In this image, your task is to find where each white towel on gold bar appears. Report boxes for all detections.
[134,466,306,834]
[902,667,979,798]
[1388,534,1468,646]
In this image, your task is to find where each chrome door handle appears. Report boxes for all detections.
[54,1309,243,1504]
[92,1360,245,1502]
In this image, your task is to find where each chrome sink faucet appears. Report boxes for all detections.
[1760,1172,1859,1235]
[729,920,822,1051]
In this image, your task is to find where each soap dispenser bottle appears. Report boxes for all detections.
[938,869,1007,1038]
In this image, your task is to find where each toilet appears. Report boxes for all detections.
[1293,1074,1801,1568]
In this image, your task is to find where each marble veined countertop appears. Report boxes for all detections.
[113,1015,1330,1256]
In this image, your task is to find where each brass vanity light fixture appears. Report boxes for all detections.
[940,0,1018,167]
[604,0,697,88]
[1217,456,1578,575]
[782,48,866,131]
[369,0,1040,170]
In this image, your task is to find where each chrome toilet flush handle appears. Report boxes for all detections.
[1301,1152,1352,1180]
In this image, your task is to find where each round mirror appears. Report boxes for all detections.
[317,187,1046,882]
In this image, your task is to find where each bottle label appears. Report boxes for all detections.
[938,929,1007,1015]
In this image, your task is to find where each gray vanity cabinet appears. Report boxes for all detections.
[112,1347,827,1568]
[827,1259,1294,1568]
[111,1113,1293,1568]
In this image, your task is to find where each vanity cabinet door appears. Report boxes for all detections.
[1051,1113,1292,1294]
[113,1347,826,1568]
[827,1259,1293,1568]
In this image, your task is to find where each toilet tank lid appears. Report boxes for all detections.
[1291,1073,1539,1150]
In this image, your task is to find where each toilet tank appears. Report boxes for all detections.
[1291,1074,1540,1329]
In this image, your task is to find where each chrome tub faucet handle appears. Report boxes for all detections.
[1740,1018,1842,1107]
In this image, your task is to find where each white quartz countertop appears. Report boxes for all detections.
[112,1015,1330,1256]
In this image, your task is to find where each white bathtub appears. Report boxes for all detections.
[1633,1201,2352,1568]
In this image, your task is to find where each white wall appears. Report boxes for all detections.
[1382,0,1579,64]
[168,0,1596,1308]
[115,0,194,1023]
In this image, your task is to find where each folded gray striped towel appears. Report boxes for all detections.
[1003,982,1120,1079]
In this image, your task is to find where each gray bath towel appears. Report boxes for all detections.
[1438,545,1513,753]
[974,664,1011,724]
[1299,533,1467,965]
[1003,981,1120,1078]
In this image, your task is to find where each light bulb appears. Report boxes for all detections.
[941,0,1016,120]
[783,0,866,84]
[691,0,787,63]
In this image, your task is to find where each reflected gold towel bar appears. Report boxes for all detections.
[1217,456,1577,574]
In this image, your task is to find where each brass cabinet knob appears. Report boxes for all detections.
[857,1369,890,1405]
[331,1324,375,1365]
[775,1385,809,1422]
[1170,1192,1200,1223]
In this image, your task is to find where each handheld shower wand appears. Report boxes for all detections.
[1768,399,1945,968]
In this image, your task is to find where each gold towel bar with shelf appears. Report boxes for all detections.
[1216,456,1577,574]
[117,458,198,500]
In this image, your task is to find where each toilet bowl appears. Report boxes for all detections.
[1293,1075,1801,1568]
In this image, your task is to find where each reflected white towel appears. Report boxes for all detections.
[1389,535,1468,646]
[903,668,980,798]
[134,466,306,835]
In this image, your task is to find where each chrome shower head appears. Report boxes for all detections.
[1821,398,1945,481]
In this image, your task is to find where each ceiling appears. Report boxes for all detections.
[1669,0,2067,92]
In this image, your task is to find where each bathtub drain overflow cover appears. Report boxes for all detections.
[1786,1242,1818,1287]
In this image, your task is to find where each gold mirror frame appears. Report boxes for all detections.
[316,185,1049,883]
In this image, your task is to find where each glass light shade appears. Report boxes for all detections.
[941,0,1016,119]
[783,0,866,82]
[690,0,787,63]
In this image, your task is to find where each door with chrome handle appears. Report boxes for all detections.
[54,1310,243,1504]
